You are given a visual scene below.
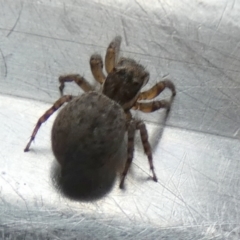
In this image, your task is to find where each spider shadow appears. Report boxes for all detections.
[151,97,174,152]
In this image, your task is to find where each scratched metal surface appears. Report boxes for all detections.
[0,0,240,239]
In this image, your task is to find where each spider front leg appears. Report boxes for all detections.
[24,95,73,152]
[105,36,122,73]
[137,79,176,101]
[90,54,106,84]
[59,74,94,96]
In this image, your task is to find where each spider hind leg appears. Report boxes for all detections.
[136,120,158,182]
[24,95,73,152]
[59,74,93,96]
[119,118,158,189]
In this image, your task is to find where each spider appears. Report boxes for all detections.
[24,36,176,191]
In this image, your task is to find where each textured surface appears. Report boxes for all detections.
[1,0,240,239]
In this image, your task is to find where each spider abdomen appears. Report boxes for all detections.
[51,92,126,198]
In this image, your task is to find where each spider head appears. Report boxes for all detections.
[102,58,149,110]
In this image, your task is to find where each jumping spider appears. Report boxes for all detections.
[24,36,176,190]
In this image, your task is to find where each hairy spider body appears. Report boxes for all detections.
[52,92,126,198]
[24,36,176,195]
[51,93,126,167]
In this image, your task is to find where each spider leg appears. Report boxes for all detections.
[138,79,176,101]
[105,36,122,74]
[136,120,158,182]
[24,95,73,152]
[59,74,94,96]
[120,120,136,189]
[132,99,171,113]
[90,54,106,84]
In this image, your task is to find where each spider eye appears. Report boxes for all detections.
[118,69,127,76]
[132,81,141,88]
[117,69,131,82]
[133,80,139,85]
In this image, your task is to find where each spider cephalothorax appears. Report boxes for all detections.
[24,36,176,194]
[103,57,150,110]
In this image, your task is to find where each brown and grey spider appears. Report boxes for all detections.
[24,36,176,191]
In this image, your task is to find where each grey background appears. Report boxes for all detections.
[0,0,240,239]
